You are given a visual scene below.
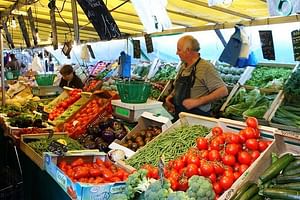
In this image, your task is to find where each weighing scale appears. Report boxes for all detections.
[111,99,173,123]
[31,86,63,98]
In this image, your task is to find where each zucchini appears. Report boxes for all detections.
[284,159,300,173]
[239,184,259,200]
[262,188,300,200]
[230,182,254,200]
[276,174,300,184]
[259,153,295,184]
[251,194,263,200]
[283,167,300,176]
[272,182,300,191]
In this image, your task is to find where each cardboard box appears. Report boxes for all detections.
[224,130,300,200]
[44,152,127,200]
[110,111,172,158]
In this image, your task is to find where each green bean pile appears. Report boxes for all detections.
[126,125,211,169]
[27,136,84,156]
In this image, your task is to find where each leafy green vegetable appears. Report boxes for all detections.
[284,65,300,98]
[246,66,292,89]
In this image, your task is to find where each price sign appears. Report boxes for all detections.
[259,30,275,60]
[48,141,68,156]
[291,29,300,61]
[158,155,165,186]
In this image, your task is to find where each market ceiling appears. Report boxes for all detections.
[0,0,299,49]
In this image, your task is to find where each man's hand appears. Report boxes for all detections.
[165,95,175,113]
[182,98,201,110]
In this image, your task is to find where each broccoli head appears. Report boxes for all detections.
[186,175,215,200]
[144,179,172,200]
[167,191,190,200]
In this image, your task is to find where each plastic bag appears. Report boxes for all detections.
[30,54,44,73]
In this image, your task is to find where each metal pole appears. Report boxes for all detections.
[71,0,80,44]
[0,25,5,105]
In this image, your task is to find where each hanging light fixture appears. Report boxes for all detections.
[11,16,16,28]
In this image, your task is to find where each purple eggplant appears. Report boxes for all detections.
[101,128,115,143]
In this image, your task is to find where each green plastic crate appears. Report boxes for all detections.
[5,70,20,80]
[116,80,151,103]
[35,74,56,86]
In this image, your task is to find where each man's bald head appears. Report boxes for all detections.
[178,35,200,52]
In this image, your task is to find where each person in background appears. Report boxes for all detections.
[59,64,84,89]
[165,35,228,121]
[5,54,25,72]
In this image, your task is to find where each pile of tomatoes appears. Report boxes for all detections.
[83,80,102,92]
[48,89,82,121]
[64,98,111,138]
[142,117,271,198]
[58,157,130,184]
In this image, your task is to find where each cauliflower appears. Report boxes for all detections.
[186,176,215,200]
[167,191,190,200]
[144,179,172,200]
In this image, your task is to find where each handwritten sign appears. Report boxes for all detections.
[17,15,31,48]
[133,40,141,59]
[291,29,300,61]
[259,30,275,60]
[77,0,121,40]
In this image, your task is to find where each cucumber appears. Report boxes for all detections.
[276,174,300,184]
[272,182,300,191]
[283,167,300,176]
[230,182,254,200]
[262,188,300,200]
[259,153,295,184]
[251,194,263,200]
[239,184,259,200]
[284,159,300,173]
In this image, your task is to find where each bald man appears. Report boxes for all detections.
[165,35,228,121]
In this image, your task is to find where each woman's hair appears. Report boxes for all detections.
[60,64,73,76]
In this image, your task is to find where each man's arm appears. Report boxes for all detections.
[182,86,228,110]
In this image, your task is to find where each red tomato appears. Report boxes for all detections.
[250,150,260,161]
[102,169,113,180]
[219,176,234,190]
[186,164,198,178]
[208,150,221,161]
[213,182,223,194]
[238,151,252,165]
[169,177,179,190]
[233,163,240,172]
[225,143,241,156]
[187,155,200,167]
[178,177,189,191]
[110,176,122,182]
[244,127,257,139]
[212,162,225,175]
[233,171,241,180]
[246,117,258,129]
[200,162,215,176]
[239,164,249,174]
[196,137,208,150]
[208,173,217,183]
[199,150,209,159]
[89,168,101,177]
[245,139,259,151]
[212,127,223,136]
[71,158,84,167]
[225,133,240,144]
[210,139,223,151]
[222,154,236,166]
[149,167,159,179]
[173,159,185,172]
[258,140,269,152]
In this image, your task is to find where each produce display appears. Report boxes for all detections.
[101,78,118,91]
[215,64,245,85]
[126,125,211,169]
[77,118,128,152]
[57,157,130,184]
[223,87,276,119]
[245,65,292,89]
[272,102,300,129]
[132,63,151,78]
[63,98,111,138]
[48,89,82,121]
[150,64,177,82]
[13,127,53,138]
[120,126,162,151]
[83,79,102,92]
[149,82,165,100]
[26,136,84,156]
[284,65,300,103]
[90,61,108,76]
[231,153,299,200]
